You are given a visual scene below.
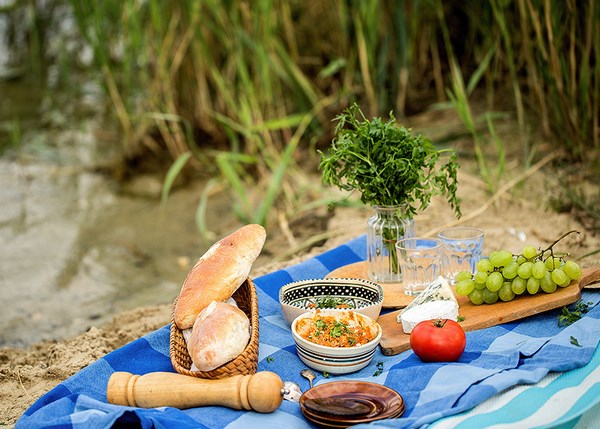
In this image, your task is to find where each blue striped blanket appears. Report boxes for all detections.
[16,235,600,428]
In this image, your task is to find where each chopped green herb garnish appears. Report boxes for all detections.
[373,361,384,376]
[570,336,581,347]
[313,296,355,309]
[330,321,348,338]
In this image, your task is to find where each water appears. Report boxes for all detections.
[0,138,241,347]
[0,9,241,347]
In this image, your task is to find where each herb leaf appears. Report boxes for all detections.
[570,336,581,347]
[330,321,348,338]
[318,103,461,218]
[558,300,593,327]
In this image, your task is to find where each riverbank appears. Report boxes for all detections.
[2,154,600,425]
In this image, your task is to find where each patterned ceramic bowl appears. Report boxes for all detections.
[291,309,382,374]
[279,278,383,325]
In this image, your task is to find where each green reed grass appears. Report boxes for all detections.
[523,0,599,157]
[436,1,506,193]
[0,118,22,153]
[59,0,600,232]
[435,0,598,189]
[9,118,21,149]
[481,0,598,160]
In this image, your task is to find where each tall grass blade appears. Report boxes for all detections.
[196,178,220,243]
[161,151,192,205]
[215,152,255,222]
[466,46,496,96]
[485,113,505,185]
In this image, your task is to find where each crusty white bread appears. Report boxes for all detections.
[174,224,266,329]
[187,301,250,372]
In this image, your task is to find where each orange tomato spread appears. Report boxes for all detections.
[295,310,379,347]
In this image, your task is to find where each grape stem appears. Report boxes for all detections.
[541,230,581,261]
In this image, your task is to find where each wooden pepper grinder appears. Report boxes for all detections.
[107,371,284,413]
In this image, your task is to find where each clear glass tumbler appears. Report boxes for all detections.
[396,237,443,296]
[437,226,484,285]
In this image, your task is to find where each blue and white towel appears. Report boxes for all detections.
[16,235,600,428]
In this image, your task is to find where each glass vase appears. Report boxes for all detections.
[366,205,416,283]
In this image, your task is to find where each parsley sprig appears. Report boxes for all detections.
[558,300,593,327]
[318,103,461,219]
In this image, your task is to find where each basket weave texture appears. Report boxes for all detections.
[169,278,259,379]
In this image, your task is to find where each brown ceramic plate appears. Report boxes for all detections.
[299,381,404,427]
[301,403,405,428]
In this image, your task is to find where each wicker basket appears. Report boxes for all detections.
[169,278,259,379]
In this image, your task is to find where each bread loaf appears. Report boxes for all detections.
[187,301,251,372]
[174,224,266,329]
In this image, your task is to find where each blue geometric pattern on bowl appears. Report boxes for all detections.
[279,278,384,324]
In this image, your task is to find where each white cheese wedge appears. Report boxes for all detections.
[399,300,459,334]
[397,276,460,334]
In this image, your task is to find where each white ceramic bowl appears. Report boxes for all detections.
[291,309,382,374]
[279,278,383,325]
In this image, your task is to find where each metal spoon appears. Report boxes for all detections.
[301,368,316,388]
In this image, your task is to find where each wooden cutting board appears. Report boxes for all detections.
[326,261,414,308]
[377,266,600,356]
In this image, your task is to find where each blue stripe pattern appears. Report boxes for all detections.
[429,330,600,429]
[15,235,600,429]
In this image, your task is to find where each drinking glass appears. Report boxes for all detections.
[396,237,444,296]
[437,226,484,285]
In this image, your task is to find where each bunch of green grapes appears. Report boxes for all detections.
[454,244,583,305]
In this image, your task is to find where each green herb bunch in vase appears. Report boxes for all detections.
[319,103,461,283]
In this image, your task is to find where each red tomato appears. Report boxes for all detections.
[410,319,466,362]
